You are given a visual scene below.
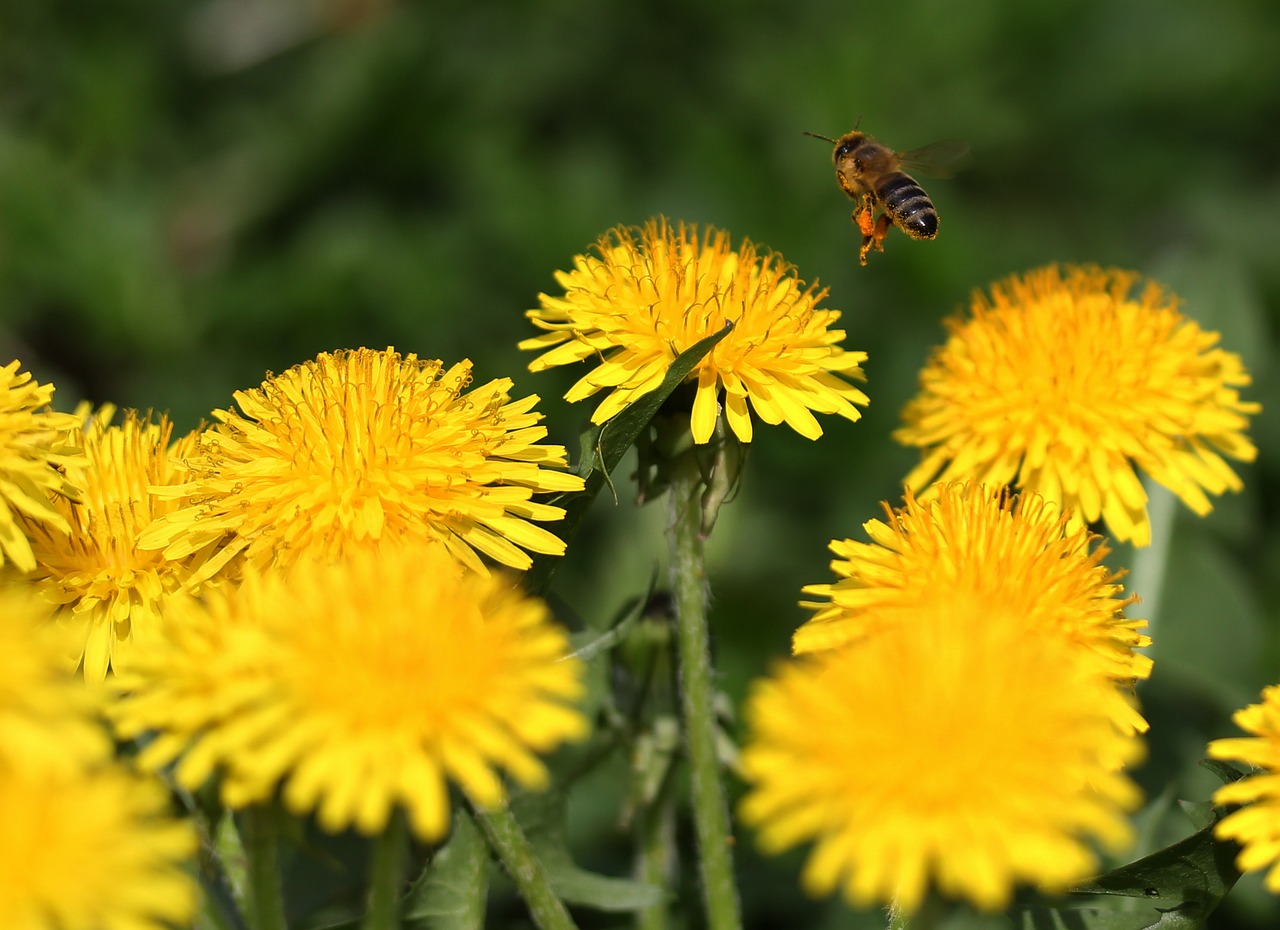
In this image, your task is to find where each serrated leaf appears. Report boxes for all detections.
[1198,758,1245,788]
[1176,799,1216,832]
[509,783,663,912]
[578,323,732,482]
[404,814,488,930]
[523,323,732,594]
[1015,768,1249,930]
[1068,807,1242,919]
[566,572,659,662]
[1016,902,1203,930]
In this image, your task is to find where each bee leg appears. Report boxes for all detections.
[869,212,893,252]
[853,198,877,266]
[857,213,893,265]
[853,197,877,237]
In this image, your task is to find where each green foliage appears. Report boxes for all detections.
[524,324,730,594]
[1008,761,1246,930]
[509,785,663,913]
[404,814,487,930]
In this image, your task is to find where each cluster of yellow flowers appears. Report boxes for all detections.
[0,368,195,930]
[0,354,589,928]
[0,215,1273,926]
[523,220,1265,913]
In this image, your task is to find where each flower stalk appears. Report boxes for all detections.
[473,803,579,930]
[238,804,288,930]
[668,446,742,930]
[362,809,409,930]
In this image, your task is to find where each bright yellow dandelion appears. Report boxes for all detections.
[0,758,197,930]
[796,483,1152,719]
[111,540,588,842]
[0,583,111,774]
[520,217,869,444]
[1207,684,1280,891]
[138,348,585,574]
[740,599,1143,914]
[21,406,233,683]
[896,265,1259,546]
[0,360,83,572]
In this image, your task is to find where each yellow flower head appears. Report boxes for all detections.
[740,597,1144,914]
[1207,685,1280,892]
[0,586,191,928]
[0,584,111,774]
[797,483,1152,709]
[0,361,83,572]
[895,265,1259,546]
[111,541,588,842]
[0,759,197,930]
[520,218,869,443]
[21,407,230,682]
[138,348,585,574]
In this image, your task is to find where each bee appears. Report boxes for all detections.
[806,127,968,265]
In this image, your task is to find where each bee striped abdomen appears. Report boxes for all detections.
[875,174,938,239]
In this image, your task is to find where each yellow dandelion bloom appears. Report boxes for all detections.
[896,265,1259,546]
[111,541,588,842]
[0,360,83,572]
[0,584,111,773]
[138,348,585,574]
[740,600,1143,914]
[20,407,232,683]
[797,483,1152,706]
[0,759,197,930]
[1207,685,1280,891]
[520,217,869,444]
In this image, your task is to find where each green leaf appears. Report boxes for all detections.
[1015,769,1248,930]
[566,572,659,663]
[509,783,663,913]
[1071,803,1241,907]
[523,323,732,594]
[404,814,489,930]
[577,323,732,483]
[1015,902,1208,930]
[1197,758,1246,788]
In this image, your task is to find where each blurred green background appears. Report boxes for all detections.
[3,0,1278,927]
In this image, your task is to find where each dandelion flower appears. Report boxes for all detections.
[0,584,112,773]
[112,541,588,841]
[21,407,231,682]
[896,265,1259,546]
[0,758,197,930]
[796,483,1152,701]
[740,598,1143,914]
[0,360,83,572]
[138,348,585,574]
[1207,684,1280,891]
[520,218,869,444]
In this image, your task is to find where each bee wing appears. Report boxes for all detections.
[895,140,970,179]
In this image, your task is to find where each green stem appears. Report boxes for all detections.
[635,759,679,930]
[887,902,911,930]
[472,803,578,930]
[194,820,248,930]
[667,455,742,930]
[886,894,946,930]
[361,809,409,930]
[237,804,288,930]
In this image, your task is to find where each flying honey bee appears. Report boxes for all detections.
[806,127,968,266]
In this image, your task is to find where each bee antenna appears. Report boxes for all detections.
[854,115,862,131]
[802,131,837,143]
